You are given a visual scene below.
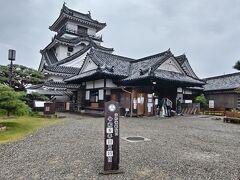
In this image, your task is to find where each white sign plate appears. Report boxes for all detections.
[106,139,113,145]
[106,128,113,134]
[106,151,113,157]
[108,104,116,112]
[209,100,214,108]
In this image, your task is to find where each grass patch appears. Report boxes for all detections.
[0,116,61,144]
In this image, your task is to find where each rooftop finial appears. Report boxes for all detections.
[61,2,67,12]
[88,11,91,17]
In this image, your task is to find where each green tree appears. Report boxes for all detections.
[0,64,44,90]
[28,92,49,101]
[23,92,49,108]
[0,84,31,116]
[195,94,208,109]
[233,60,240,71]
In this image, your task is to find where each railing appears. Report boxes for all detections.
[55,102,82,112]
[58,26,102,41]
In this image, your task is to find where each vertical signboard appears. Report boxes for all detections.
[102,101,122,174]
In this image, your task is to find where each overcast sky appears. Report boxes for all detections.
[0,0,240,78]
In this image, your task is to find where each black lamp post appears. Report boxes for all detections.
[8,49,16,87]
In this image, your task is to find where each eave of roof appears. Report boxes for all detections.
[49,5,106,32]
[65,69,126,82]
[45,81,81,89]
[42,38,114,67]
[133,49,170,62]
[43,65,79,75]
[122,69,204,86]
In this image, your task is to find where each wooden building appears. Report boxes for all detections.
[204,72,240,110]
[65,49,204,116]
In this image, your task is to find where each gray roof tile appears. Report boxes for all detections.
[49,4,106,32]
[204,72,240,91]
[65,49,203,86]
[123,69,204,85]
[88,49,133,76]
[44,65,79,75]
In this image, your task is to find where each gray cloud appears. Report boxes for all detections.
[0,0,240,78]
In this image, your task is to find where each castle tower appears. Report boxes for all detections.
[38,3,113,82]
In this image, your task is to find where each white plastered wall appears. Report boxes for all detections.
[62,49,90,68]
[87,27,97,36]
[81,58,98,73]
[106,79,117,88]
[158,58,184,74]
[55,45,68,61]
[66,21,78,32]
[46,75,64,82]
[95,79,104,88]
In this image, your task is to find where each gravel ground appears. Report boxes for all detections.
[0,114,240,180]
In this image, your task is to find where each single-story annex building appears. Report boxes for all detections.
[204,72,240,110]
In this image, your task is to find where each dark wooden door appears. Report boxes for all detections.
[137,93,145,115]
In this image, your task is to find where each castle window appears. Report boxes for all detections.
[80,43,87,47]
[68,46,73,52]
[77,26,88,34]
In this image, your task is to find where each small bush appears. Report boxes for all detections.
[0,84,31,116]
[195,94,208,109]
[0,109,7,116]
[29,92,49,101]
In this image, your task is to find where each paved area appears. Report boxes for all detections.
[0,114,240,180]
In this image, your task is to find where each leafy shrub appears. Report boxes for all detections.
[0,109,7,116]
[195,94,208,109]
[0,84,31,116]
[28,92,49,101]
[24,92,49,109]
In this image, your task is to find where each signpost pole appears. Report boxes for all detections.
[100,100,123,175]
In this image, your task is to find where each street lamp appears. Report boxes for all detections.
[8,49,16,87]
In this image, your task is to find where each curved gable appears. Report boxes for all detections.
[80,57,98,73]
[157,57,185,74]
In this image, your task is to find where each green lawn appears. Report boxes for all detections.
[0,116,61,144]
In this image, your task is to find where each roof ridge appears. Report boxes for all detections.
[92,41,114,52]
[204,72,240,80]
[91,48,135,62]
[175,54,186,58]
[62,3,90,18]
[49,3,106,32]
[62,4,106,26]
[134,49,171,62]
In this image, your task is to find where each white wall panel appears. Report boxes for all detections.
[95,79,104,88]
[86,81,94,89]
[106,79,117,88]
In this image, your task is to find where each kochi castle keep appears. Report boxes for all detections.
[32,4,205,116]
